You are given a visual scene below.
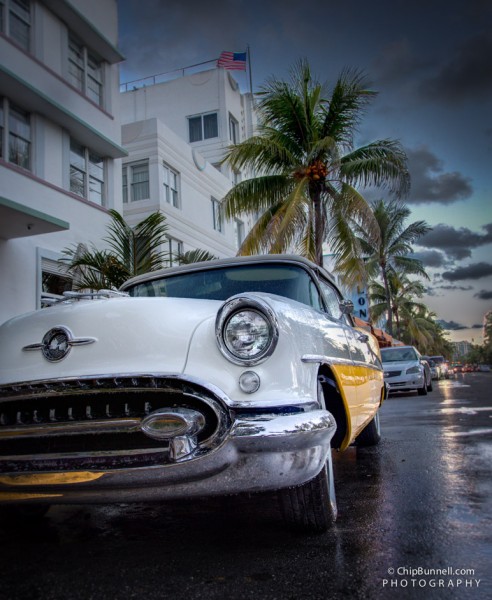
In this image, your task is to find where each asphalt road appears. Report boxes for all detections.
[1,372,491,600]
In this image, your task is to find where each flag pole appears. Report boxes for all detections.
[247,44,254,99]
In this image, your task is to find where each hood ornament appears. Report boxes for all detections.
[23,327,96,362]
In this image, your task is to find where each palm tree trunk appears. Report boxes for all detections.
[312,188,324,267]
[394,307,401,339]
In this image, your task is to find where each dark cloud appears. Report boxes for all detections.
[474,290,492,300]
[418,223,492,260]
[406,147,473,205]
[442,262,492,282]
[372,39,431,85]
[420,32,492,104]
[437,319,468,331]
[118,0,257,82]
[412,250,449,268]
[426,283,474,297]
[436,285,474,291]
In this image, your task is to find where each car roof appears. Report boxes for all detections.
[380,345,419,354]
[120,254,338,291]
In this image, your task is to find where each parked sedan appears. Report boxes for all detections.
[381,345,429,395]
[0,255,385,532]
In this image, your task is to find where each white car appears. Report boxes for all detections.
[381,345,429,396]
[0,255,385,532]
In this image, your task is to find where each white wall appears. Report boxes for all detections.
[122,118,253,258]
[0,0,123,324]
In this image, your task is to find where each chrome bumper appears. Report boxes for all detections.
[0,410,336,504]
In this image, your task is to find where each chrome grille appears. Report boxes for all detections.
[384,371,402,378]
[0,376,230,472]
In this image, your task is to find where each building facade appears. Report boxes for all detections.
[119,67,257,258]
[0,0,125,323]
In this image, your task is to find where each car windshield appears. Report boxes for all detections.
[126,264,322,308]
[380,348,418,363]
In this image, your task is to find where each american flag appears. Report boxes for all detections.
[217,51,247,71]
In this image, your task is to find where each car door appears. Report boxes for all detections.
[317,278,382,433]
[316,278,363,433]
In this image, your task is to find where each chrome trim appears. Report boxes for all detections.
[0,409,338,501]
[215,294,279,366]
[301,354,352,366]
[351,359,384,373]
[22,326,96,362]
[0,373,232,406]
[46,290,129,305]
[302,354,383,373]
[0,374,233,468]
[0,418,141,438]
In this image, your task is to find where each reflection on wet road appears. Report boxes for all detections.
[1,373,491,599]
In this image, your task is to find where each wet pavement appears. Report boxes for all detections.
[1,372,491,599]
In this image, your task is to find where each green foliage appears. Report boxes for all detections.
[223,59,409,266]
[62,210,169,290]
[175,249,219,265]
[336,198,430,336]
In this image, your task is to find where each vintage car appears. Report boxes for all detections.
[0,254,385,532]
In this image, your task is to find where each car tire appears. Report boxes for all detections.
[418,381,428,396]
[356,411,381,446]
[278,451,337,533]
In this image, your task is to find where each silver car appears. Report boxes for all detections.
[381,345,430,396]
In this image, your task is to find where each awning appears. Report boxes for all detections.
[0,197,69,239]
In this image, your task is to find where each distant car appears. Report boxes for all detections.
[381,345,429,395]
[452,364,463,373]
[478,364,491,372]
[420,359,434,391]
[428,355,449,378]
[0,254,386,532]
[424,358,441,380]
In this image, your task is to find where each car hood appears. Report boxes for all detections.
[382,360,420,372]
[0,297,221,385]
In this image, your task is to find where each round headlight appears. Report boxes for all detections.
[224,309,271,360]
[216,296,279,366]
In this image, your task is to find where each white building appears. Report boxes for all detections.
[120,67,257,259]
[0,0,125,324]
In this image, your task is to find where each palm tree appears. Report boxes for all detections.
[176,249,219,265]
[62,210,169,290]
[223,60,410,266]
[369,271,427,340]
[399,306,452,355]
[336,198,430,336]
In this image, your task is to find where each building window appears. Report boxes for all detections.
[188,112,218,142]
[70,139,105,205]
[163,163,179,208]
[1,0,31,51]
[122,161,149,203]
[211,197,223,232]
[0,97,31,169]
[229,114,239,144]
[234,219,244,249]
[167,237,183,266]
[68,35,103,106]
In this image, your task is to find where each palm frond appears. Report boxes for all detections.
[340,140,410,197]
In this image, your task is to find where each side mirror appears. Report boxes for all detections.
[339,299,354,315]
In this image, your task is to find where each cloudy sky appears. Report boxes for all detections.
[117,0,492,343]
